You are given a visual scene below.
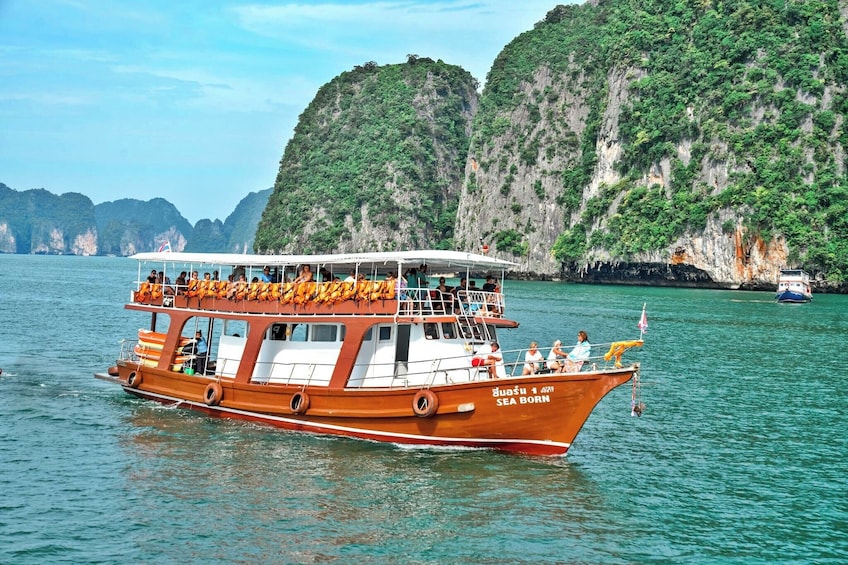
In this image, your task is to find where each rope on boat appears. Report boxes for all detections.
[631,368,645,417]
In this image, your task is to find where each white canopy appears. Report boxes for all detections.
[131,250,518,273]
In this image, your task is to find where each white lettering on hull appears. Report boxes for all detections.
[492,385,553,407]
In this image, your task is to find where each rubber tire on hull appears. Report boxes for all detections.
[412,389,439,417]
[127,371,142,389]
[290,391,310,415]
[204,382,223,406]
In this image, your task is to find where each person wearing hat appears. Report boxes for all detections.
[547,340,568,372]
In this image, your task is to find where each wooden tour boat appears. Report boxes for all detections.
[96,250,644,456]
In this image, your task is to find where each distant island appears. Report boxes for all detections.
[0,182,270,256]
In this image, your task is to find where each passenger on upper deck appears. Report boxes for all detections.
[482,275,501,314]
[294,265,313,283]
[227,273,247,299]
[417,264,429,291]
[147,269,158,284]
[175,271,187,294]
[451,278,468,313]
[259,267,274,283]
[157,271,175,295]
[434,277,452,312]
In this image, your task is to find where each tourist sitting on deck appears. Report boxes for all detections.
[175,271,187,294]
[476,341,506,379]
[560,331,591,373]
[433,277,452,312]
[158,271,175,296]
[547,340,567,372]
[294,265,313,283]
[452,278,468,313]
[522,342,544,375]
[260,266,274,283]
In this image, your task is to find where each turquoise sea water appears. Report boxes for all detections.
[1,254,846,564]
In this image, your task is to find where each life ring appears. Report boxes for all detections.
[280,282,296,304]
[290,391,310,414]
[127,371,142,388]
[186,279,200,297]
[204,382,223,406]
[412,389,439,417]
[135,282,152,302]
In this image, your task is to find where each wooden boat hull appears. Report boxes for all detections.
[114,362,636,456]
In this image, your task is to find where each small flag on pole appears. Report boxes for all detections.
[158,240,172,253]
[638,303,648,336]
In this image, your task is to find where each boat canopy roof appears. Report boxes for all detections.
[131,250,518,272]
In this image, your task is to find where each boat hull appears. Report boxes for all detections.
[775,290,812,303]
[113,362,636,456]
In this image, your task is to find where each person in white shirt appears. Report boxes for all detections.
[476,341,505,379]
[522,342,544,375]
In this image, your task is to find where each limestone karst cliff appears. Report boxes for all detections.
[252,1,847,288]
[254,58,479,254]
[455,0,848,288]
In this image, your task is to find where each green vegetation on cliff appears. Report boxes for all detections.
[255,58,477,254]
[472,0,848,280]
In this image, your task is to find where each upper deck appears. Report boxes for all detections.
[129,249,517,322]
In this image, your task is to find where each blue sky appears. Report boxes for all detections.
[1,0,569,224]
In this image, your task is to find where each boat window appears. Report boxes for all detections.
[311,325,338,342]
[441,322,457,339]
[378,326,392,341]
[270,323,287,341]
[289,324,308,342]
[424,323,439,340]
[363,327,373,341]
[223,319,247,337]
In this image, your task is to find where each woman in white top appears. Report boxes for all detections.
[522,342,544,375]
[547,340,567,372]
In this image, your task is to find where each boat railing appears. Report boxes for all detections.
[117,338,640,386]
[118,339,138,362]
[239,344,639,388]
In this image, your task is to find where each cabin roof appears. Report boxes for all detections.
[131,250,518,272]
